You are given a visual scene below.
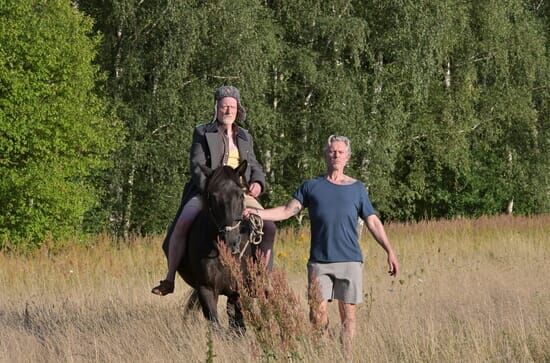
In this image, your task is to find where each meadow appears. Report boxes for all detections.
[1,215,549,362]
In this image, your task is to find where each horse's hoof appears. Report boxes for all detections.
[151,280,174,296]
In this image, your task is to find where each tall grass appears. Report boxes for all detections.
[218,244,319,360]
[1,215,549,362]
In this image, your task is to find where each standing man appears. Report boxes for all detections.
[152,86,276,296]
[244,135,399,354]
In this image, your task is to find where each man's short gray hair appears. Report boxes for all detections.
[324,135,352,155]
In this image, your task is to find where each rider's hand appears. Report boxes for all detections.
[248,182,262,198]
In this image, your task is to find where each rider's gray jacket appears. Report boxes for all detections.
[184,121,266,204]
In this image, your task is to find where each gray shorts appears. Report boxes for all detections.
[307,261,363,304]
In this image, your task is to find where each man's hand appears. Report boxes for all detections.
[366,214,400,278]
[387,251,399,277]
[242,207,259,220]
[248,182,262,198]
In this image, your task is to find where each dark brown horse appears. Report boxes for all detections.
[164,160,259,332]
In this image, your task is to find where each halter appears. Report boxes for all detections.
[218,219,242,234]
[204,183,264,259]
[207,204,242,235]
[206,204,264,259]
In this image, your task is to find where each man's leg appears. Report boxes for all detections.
[165,206,201,281]
[152,199,201,296]
[260,220,276,270]
[332,262,361,356]
[309,299,329,331]
[307,262,332,332]
[338,301,357,356]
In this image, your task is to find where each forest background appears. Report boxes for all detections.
[1,0,549,248]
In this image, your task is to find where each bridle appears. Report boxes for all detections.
[206,197,263,259]
[207,203,242,236]
[205,190,244,247]
[216,218,242,235]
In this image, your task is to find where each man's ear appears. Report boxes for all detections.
[199,164,213,177]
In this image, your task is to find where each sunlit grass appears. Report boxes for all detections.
[1,215,549,362]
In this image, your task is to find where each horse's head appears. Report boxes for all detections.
[200,160,248,255]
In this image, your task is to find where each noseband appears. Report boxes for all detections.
[205,186,263,259]
[207,203,242,242]
[218,219,242,235]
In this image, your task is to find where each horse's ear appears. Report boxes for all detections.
[235,160,247,177]
[199,164,213,177]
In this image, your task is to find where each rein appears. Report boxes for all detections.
[206,192,264,260]
[238,213,264,259]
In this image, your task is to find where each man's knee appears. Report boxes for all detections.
[339,302,357,325]
[256,220,276,270]
[173,220,188,237]
[260,220,276,253]
[310,301,329,328]
[262,220,276,242]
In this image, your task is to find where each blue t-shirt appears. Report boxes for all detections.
[293,176,376,263]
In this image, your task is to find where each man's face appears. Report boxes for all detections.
[325,141,350,169]
[217,97,238,126]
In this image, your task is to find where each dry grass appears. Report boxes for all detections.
[1,215,549,362]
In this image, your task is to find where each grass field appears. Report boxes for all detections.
[1,215,549,362]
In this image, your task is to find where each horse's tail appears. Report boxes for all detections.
[183,289,201,316]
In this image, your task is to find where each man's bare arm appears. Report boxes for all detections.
[366,214,400,277]
[244,199,303,222]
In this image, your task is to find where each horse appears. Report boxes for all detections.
[164,160,262,332]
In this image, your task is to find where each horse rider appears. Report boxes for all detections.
[152,85,277,296]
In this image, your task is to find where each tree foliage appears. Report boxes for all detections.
[83,0,548,235]
[0,0,118,246]
[2,0,548,246]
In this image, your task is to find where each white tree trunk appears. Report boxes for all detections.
[507,150,513,215]
[123,161,135,240]
[445,59,451,89]
[506,199,514,215]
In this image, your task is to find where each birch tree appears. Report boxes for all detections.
[0,0,117,246]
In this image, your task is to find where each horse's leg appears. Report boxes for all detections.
[227,293,245,335]
[197,286,220,327]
